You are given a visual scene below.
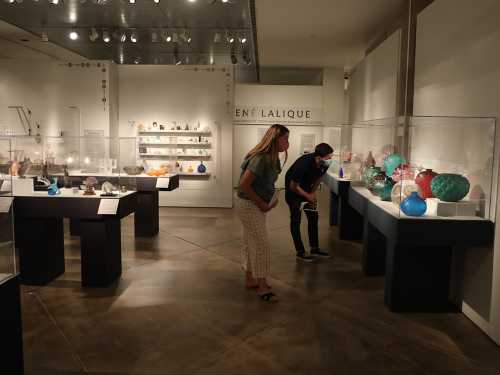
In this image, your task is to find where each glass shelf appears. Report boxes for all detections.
[139,130,211,135]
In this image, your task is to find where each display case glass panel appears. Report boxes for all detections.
[6,135,138,198]
[404,116,496,220]
[323,124,353,179]
[0,137,17,282]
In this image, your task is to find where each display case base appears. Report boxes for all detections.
[0,275,24,375]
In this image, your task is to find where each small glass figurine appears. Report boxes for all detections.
[83,176,98,195]
[48,177,60,196]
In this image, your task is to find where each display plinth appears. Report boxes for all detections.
[349,186,494,312]
[14,192,137,287]
[323,172,364,240]
[0,275,24,375]
[65,174,179,238]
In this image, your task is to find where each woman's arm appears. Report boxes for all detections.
[239,169,276,212]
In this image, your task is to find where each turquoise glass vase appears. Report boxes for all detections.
[430,173,470,202]
[48,177,60,196]
[384,153,406,176]
[400,191,427,216]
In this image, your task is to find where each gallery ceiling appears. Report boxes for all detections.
[255,0,407,69]
[0,0,255,66]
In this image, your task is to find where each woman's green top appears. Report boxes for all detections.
[237,153,281,204]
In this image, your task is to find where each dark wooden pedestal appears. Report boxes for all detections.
[14,193,136,287]
[15,217,65,285]
[134,191,159,237]
[349,186,494,312]
[80,218,122,287]
[0,275,24,375]
[323,174,364,241]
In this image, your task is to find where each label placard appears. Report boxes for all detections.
[156,177,170,189]
[98,198,119,215]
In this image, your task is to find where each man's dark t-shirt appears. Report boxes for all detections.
[285,153,328,203]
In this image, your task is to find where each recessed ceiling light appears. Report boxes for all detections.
[130,31,138,43]
[129,0,135,3]
[102,30,111,43]
[188,0,196,2]
[69,31,79,40]
[153,0,160,3]
[4,0,15,3]
[222,0,228,3]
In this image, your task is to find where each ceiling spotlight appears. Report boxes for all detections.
[213,32,221,43]
[151,31,159,43]
[134,57,141,64]
[49,0,60,4]
[130,31,138,43]
[163,31,172,42]
[129,0,135,3]
[240,34,247,44]
[225,30,234,44]
[180,29,191,44]
[188,0,196,2]
[102,30,110,43]
[153,0,160,3]
[4,0,15,3]
[69,30,79,40]
[89,27,99,42]
[222,0,229,2]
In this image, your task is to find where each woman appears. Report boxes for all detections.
[236,124,290,302]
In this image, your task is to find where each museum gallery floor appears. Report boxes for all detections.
[20,190,500,375]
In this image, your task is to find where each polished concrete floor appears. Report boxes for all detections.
[21,188,500,375]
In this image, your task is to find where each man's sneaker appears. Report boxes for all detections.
[296,253,316,262]
[310,249,331,259]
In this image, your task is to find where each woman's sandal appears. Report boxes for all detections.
[258,292,279,303]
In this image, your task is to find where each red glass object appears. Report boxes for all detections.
[415,168,438,198]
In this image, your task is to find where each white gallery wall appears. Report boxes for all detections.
[0,59,111,136]
[414,0,500,344]
[348,29,401,123]
[234,84,325,188]
[119,65,234,207]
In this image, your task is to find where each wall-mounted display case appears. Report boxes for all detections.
[137,121,219,179]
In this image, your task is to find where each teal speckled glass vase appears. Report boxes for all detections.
[430,173,470,202]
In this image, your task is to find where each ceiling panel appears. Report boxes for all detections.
[0,0,256,68]
[256,0,407,69]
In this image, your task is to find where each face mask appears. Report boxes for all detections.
[321,159,332,168]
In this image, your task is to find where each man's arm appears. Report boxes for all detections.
[289,180,315,203]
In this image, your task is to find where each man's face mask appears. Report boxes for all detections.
[321,159,332,168]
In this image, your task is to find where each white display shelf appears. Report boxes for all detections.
[139,153,211,158]
[352,186,486,221]
[139,142,211,147]
[177,172,211,177]
[139,130,211,135]
[15,188,136,198]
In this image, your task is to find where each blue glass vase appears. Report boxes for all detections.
[48,177,60,196]
[400,191,426,216]
[197,161,206,173]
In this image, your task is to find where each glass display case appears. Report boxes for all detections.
[5,135,141,198]
[0,137,17,283]
[324,118,399,182]
[354,116,496,220]
[137,120,217,179]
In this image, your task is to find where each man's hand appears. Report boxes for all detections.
[259,198,278,212]
[305,192,316,204]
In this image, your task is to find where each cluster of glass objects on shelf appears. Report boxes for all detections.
[136,120,214,177]
[325,116,496,219]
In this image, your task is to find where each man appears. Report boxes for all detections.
[285,143,334,262]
